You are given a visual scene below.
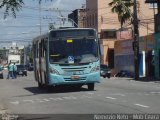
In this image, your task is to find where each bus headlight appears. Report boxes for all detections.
[90,66,100,73]
[49,68,59,75]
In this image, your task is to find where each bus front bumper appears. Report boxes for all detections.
[48,72,100,85]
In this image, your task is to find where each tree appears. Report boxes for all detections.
[0,0,52,19]
[108,0,134,28]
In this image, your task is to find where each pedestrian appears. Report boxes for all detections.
[13,63,17,78]
[0,63,3,79]
[7,62,14,79]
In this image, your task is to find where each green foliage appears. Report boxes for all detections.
[0,0,53,19]
[108,0,134,28]
[0,0,24,19]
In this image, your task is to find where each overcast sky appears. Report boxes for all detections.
[0,0,84,48]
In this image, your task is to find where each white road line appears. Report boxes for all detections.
[42,99,50,102]
[23,100,34,103]
[54,98,63,101]
[35,99,45,102]
[150,92,160,94]
[134,104,149,108]
[106,97,117,100]
[87,92,94,95]
[10,101,19,105]
[113,94,126,96]
[48,98,63,101]
[63,97,74,100]
[81,95,92,98]
[69,96,77,99]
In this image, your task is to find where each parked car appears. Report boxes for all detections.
[100,64,111,78]
[115,70,134,78]
[16,64,27,76]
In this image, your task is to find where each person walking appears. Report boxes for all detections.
[7,62,14,79]
[0,63,3,79]
[13,63,17,78]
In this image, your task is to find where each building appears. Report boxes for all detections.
[83,0,155,75]
[68,9,86,28]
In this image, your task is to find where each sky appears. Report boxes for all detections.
[0,0,85,48]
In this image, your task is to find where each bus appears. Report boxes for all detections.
[32,28,100,90]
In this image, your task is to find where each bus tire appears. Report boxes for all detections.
[88,83,94,91]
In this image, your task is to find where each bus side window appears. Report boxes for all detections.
[44,38,48,51]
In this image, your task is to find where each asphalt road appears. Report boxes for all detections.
[0,70,160,119]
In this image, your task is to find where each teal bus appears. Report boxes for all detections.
[32,28,100,90]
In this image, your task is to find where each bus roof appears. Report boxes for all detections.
[33,28,97,42]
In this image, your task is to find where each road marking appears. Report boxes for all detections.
[87,92,94,95]
[113,94,126,96]
[10,101,19,105]
[150,92,160,94]
[49,98,58,100]
[35,99,46,102]
[106,97,117,100]
[23,100,34,103]
[69,96,77,99]
[53,98,63,101]
[81,95,92,98]
[63,97,74,100]
[43,99,50,102]
[134,104,149,108]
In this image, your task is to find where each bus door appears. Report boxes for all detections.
[41,39,47,85]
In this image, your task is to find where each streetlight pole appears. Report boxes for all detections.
[133,0,139,80]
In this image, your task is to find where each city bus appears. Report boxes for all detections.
[32,28,100,90]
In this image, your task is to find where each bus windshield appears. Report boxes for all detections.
[49,38,98,64]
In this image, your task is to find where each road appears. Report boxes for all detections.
[0,70,160,119]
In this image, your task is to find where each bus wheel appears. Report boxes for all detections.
[87,83,94,91]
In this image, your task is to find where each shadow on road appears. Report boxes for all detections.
[24,86,93,95]
[113,76,160,84]
[132,77,160,83]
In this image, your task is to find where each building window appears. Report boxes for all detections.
[95,13,97,25]
[103,31,116,39]
[92,14,94,26]
[90,15,92,26]
[87,16,89,27]
[149,3,157,8]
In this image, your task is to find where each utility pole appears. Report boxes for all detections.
[39,2,42,35]
[158,0,160,14]
[133,0,139,80]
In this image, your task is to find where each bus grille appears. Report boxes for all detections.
[61,67,87,71]
[64,77,86,81]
